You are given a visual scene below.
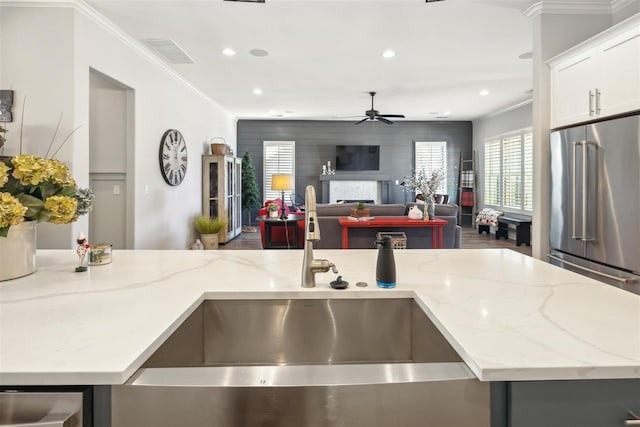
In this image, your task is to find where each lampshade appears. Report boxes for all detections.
[271,174,294,191]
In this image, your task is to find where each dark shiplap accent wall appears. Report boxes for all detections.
[238,120,472,211]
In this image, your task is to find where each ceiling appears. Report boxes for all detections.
[87,0,536,121]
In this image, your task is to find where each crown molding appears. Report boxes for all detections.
[612,0,639,13]
[524,1,614,17]
[475,98,533,121]
[0,0,226,110]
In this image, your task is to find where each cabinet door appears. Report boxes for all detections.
[597,28,640,117]
[509,379,640,427]
[551,51,597,128]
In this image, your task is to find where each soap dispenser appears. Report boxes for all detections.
[375,235,396,288]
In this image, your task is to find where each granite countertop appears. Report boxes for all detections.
[1,249,639,385]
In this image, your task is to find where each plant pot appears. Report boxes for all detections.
[0,221,36,281]
[200,233,219,250]
[350,208,371,218]
[268,210,278,218]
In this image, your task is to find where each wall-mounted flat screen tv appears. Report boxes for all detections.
[335,145,380,171]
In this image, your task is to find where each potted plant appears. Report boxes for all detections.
[241,151,261,230]
[350,202,371,218]
[266,202,279,218]
[1,154,94,280]
[194,215,227,249]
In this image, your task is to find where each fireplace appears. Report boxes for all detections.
[319,174,392,204]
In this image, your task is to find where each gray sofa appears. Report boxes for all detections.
[313,202,461,249]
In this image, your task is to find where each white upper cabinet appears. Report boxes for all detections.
[550,15,640,129]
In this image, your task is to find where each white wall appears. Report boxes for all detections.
[472,101,533,212]
[0,4,237,249]
[529,12,611,260]
[0,7,77,248]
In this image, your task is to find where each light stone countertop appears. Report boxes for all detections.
[1,249,639,385]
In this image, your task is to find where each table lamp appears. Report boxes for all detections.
[271,174,294,220]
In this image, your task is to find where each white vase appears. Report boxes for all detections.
[200,233,219,250]
[269,210,278,218]
[0,221,37,281]
[408,205,423,220]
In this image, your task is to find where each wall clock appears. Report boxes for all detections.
[159,129,187,186]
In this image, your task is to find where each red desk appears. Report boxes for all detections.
[337,217,448,249]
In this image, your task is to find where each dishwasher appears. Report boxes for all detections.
[0,386,91,427]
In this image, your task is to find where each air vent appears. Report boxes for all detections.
[141,39,194,64]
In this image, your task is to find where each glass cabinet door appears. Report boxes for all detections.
[202,154,242,243]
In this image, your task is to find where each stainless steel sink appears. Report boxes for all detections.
[112,298,490,427]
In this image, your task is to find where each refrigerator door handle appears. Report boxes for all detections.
[572,141,581,240]
[582,140,588,241]
[583,141,597,242]
[548,254,636,284]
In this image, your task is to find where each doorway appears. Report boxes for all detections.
[89,70,134,249]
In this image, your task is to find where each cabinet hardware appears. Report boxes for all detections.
[595,88,602,115]
[589,90,595,116]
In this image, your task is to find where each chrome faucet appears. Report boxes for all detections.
[302,185,338,288]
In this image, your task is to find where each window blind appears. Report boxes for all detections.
[502,134,522,209]
[484,139,501,206]
[483,128,533,212]
[414,141,447,193]
[263,141,295,203]
[523,132,533,211]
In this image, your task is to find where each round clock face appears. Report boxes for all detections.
[159,129,187,186]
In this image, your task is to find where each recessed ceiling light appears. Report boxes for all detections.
[249,49,269,57]
[381,50,396,59]
[253,88,263,95]
[222,48,236,56]
[479,90,489,96]
[443,111,451,115]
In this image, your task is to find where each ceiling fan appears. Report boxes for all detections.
[353,92,405,125]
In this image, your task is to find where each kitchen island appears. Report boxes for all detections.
[1,249,639,426]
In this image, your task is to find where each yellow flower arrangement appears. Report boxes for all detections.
[0,192,27,228]
[0,154,93,237]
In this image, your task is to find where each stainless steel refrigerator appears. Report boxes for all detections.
[549,113,640,295]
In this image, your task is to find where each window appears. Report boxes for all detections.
[414,141,447,193]
[483,128,533,212]
[263,141,295,203]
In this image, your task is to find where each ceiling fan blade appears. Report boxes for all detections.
[353,117,370,125]
[378,114,405,118]
[376,117,394,125]
[332,115,367,118]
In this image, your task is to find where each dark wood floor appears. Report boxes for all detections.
[221,225,532,256]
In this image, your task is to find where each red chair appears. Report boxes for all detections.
[258,199,305,248]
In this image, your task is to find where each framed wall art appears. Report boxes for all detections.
[0,90,14,122]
